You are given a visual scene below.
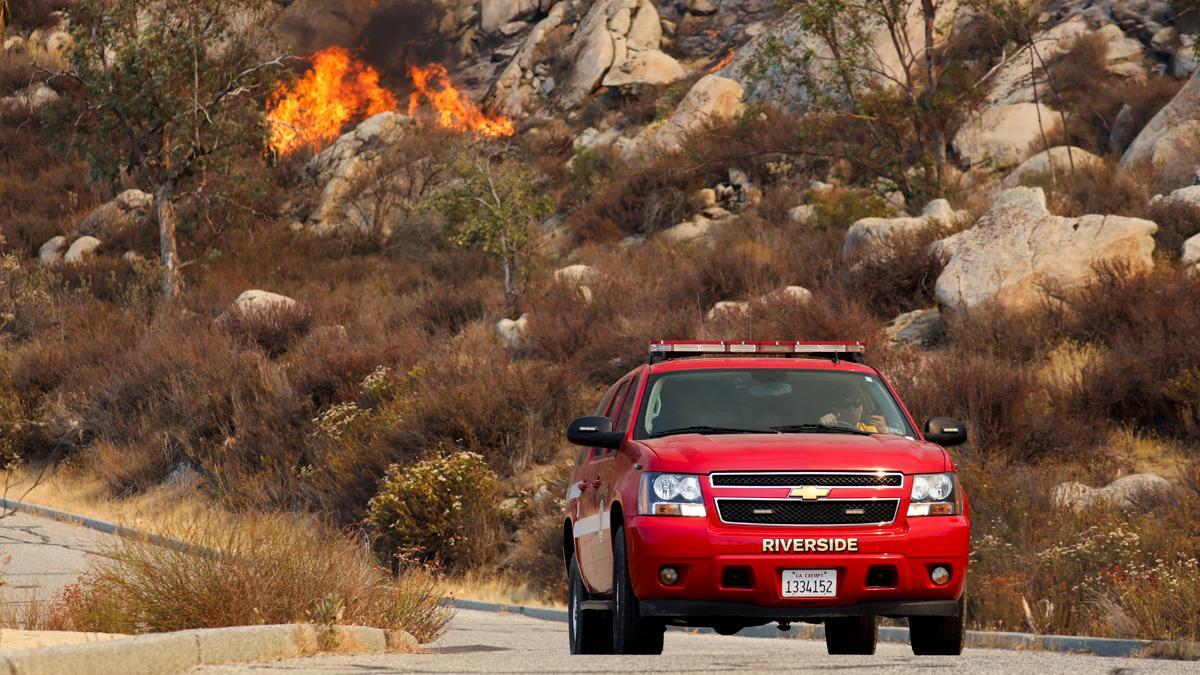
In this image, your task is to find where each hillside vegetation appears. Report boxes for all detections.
[2,0,1200,642]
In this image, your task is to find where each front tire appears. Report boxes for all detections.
[825,615,878,655]
[909,597,965,655]
[568,555,612,654]
[612,524,665,654]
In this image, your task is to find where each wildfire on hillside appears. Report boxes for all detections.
[709,48,736,74]
[267,48,514,155]
[267,46,397,155]
[407,63,515,138]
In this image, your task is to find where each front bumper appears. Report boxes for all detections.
[626,514,968,621]
[641,598,960,620]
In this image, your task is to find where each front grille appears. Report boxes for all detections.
[716,499,899,526]
[710,472,903,488]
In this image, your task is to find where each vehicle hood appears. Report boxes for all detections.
[638,433,949,475]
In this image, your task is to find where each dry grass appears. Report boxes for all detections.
[9,513,451,641]
[445,572,564,610]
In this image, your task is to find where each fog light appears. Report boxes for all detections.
[930,566,951,585]
[659,566,679,586]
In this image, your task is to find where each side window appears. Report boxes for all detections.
[614,376,640,432]
[578,381,624,465]
[607,380,632,422]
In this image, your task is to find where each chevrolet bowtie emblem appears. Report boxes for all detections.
[789,485,831,500]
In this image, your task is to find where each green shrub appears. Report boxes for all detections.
[367,451,500,570]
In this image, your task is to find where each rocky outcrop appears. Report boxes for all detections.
[650,75,744,151]
[77,190,156,239]
[64,236,102,264]
[952,103,1058,169]
[558,0,684,108]
[986,18,1148,108]
[488,4,568,116]
[933,187,1157,312]
[843,199,968,263]
[482,0,541,34]
[553,264,599,285]
[306,112,412,234]
[1121,69,1200,189]
[1052,474,1173,513]
[1002,146,1104,187]
[884,308,944,348]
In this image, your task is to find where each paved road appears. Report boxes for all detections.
[196,609,1200,674]
[0,511,110,610]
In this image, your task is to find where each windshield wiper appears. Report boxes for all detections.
[770,424,872,436]
[649,425,778,439]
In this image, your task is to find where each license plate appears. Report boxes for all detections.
[781,569,837,598]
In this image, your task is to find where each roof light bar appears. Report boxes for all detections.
[647,340,866,364]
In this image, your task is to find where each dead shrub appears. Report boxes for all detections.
[1144,199,1200,262]
[1065,264,1200,438]
[837,223,951,318]
[219,302,314,358]
[1041,161,1149,218]
[568,154,705,241]
[0,52,38,95]
[7,0,74,30]
[17,513,451,640]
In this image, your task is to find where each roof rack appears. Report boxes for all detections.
[647,340,866,365]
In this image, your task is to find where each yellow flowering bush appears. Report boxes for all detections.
[367,451,500,570]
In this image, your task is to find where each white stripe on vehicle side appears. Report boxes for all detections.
[572,505,614,539]
[573,513,600,538]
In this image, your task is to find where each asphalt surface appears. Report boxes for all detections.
[195,608,1200,674]
[0,510,110,609]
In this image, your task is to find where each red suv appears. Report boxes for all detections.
[564,340,969,656]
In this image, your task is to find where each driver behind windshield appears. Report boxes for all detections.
[819,395,887,434]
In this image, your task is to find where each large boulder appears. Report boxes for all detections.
[1002,146,1104,187]
[496,314,530,349]
[63,236,102,263]
[843,199,967,263]
[952,103,1058,169]
[235,290,297,314]
[0,82,59,116]
[553,264,599,285]
[1121,68,1200,189]
[884,308,944,348]
[38,236,67,265]
[77,189,156,239]
[933,187,1157,312]
[1153,185,1200,208]
[651,75,745,151]
[1181,232,1200,267]
[1052,474,1173,513]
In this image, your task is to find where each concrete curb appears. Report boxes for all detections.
[0,498,215,558]
[449,598,1200,660]
[0,624,419,675]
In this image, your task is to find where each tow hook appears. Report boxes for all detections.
[777,621,791,632]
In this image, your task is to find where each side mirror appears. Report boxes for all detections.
[924,417,967,447]
[567,416,624,449]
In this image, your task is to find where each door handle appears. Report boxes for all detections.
[580,479,602,490]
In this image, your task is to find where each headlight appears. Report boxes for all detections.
[641,473,706,517]
[907,473,960,517]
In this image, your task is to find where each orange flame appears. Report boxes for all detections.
[407,63,515,138]
[708,48,736,74]
[267,47,398,155]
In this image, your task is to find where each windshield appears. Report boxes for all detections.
[633,368,915,440]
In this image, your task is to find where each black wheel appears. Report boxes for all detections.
[568,555,612,654]
[612,525,665,655]
[825,615,878,655]
[909,597,965,655]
